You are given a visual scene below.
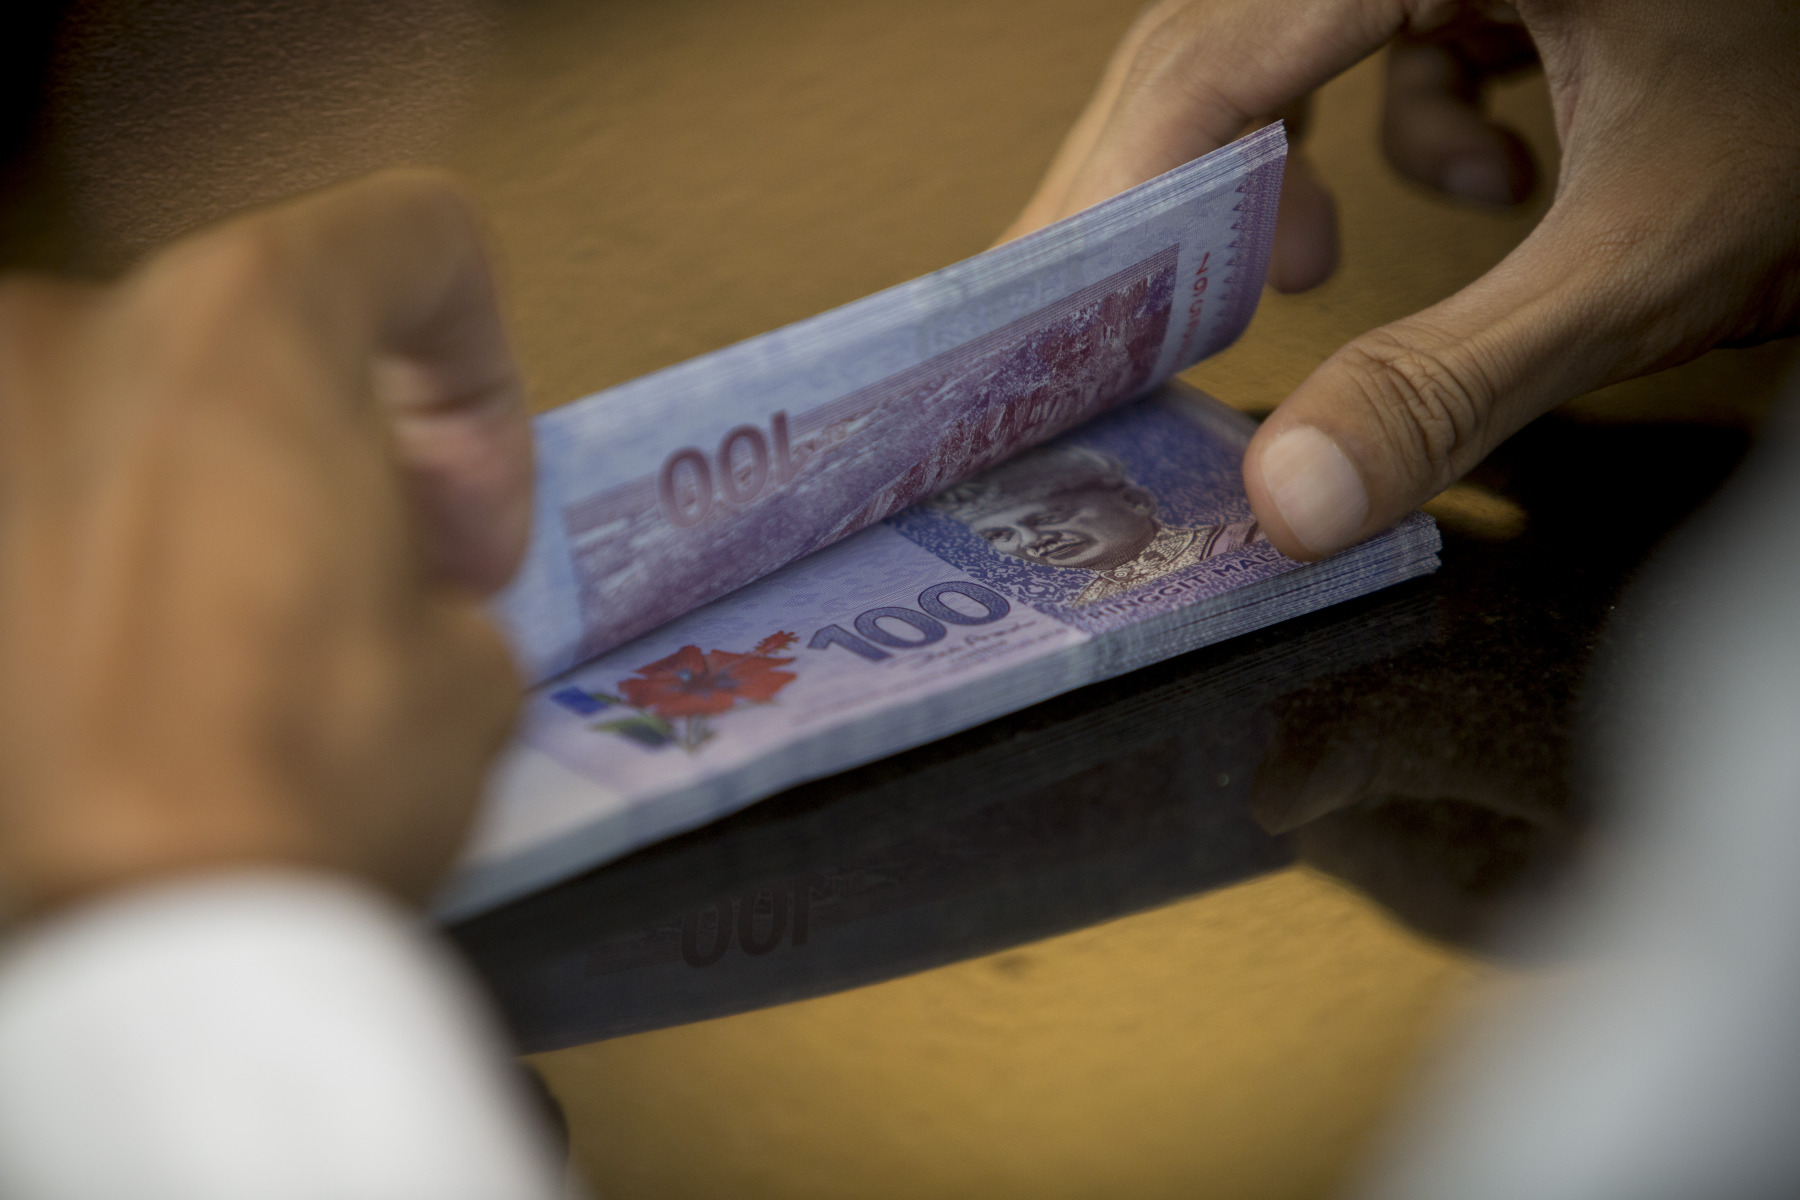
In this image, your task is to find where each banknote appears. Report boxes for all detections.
[440,385,1440,917]
[494,123,1289,684]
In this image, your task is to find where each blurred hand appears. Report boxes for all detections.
[1252,702,1574,949]
[1007,0,1800,560]
[0,171,531,915]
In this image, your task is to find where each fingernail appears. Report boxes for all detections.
[1442,157,1512,206]
[1258,425,1369,557]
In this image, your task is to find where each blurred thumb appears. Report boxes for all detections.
[266,170,532,595]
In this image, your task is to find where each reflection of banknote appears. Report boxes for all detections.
[454,588,1437,1050]
[494,125,1289,684]
[442,386,1441,917]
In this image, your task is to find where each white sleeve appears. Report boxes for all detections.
[0,870,568,1200]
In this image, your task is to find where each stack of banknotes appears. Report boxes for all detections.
[437,123,1441,917]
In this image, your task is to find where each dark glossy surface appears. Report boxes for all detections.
[452,412,1751,1051]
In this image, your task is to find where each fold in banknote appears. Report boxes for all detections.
[494,124,1290,683]
[444,386,1440,917]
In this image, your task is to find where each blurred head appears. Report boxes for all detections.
[930,445,1160,571]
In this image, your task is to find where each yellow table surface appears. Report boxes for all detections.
[11,1,1795,1196]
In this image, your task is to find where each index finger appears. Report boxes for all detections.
[147,171,532,595]
[1007,0,1419,238]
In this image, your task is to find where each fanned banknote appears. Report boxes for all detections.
[494,124,1289,683]
[442,124,1441,917]
[446,386,1439,916]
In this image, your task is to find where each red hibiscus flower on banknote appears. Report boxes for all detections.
[578,631,798,752]
[621,638,798,717]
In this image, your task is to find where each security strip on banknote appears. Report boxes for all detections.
[444,387,1439,917]
[441,124,1440,917]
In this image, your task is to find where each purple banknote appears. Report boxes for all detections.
[494,125,1288,684]
[445,386,1441,918]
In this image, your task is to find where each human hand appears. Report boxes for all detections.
[1252,689,1573,948]
[0,171,531,915]
[1007,0,1800,560]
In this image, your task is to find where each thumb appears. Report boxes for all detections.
[1242,211,1645,560]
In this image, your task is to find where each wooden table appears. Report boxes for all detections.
[11,2,1795,1195]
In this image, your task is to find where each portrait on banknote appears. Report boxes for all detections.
[888,395,1291,632]
[921,443,1264,607]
